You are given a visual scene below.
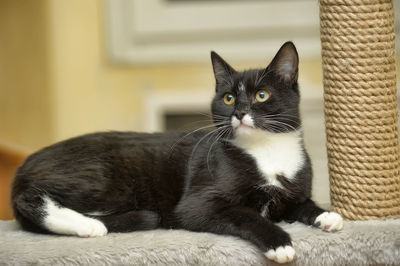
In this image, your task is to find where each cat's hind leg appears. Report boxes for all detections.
[13,193,107,237]
[42,196,108,237]
[94,210,160,232]
[14,193,159,235]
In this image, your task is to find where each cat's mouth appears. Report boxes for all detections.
[236,121,254,129]
[231,115,256,135]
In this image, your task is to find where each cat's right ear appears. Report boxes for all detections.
[211,51,236,88]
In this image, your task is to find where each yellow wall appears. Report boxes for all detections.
[0,1,52,150]
[0,0,219,150]
[0,0,397,151]
[47,0,101,141]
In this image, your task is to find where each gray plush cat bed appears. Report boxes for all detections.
[1,219,399,265]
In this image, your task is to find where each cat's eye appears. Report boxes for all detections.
[223,93,235,105]
[255,90,270,103]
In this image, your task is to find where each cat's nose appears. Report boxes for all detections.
[234,111,247,120]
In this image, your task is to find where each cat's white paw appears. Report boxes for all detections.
[77,218,108,237]
[265,245,295,264]
[315,211,343,232]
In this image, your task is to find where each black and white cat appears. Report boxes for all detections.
[12,42,343,264]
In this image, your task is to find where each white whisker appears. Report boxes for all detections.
[170,121,229,151]
[206,125,231,175]
[189,127,226,160]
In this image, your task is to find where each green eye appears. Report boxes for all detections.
[255,89,270,103]
[223,93,235,105]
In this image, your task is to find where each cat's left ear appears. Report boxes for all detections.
[267,41,298,84]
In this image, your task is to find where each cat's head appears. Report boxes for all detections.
[210,41,301,138]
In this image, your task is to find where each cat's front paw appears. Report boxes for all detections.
[265,245,295,264]
[314,211,343,232]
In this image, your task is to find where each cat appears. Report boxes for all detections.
[11,41,343,264]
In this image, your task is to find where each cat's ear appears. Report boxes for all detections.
[211,51,236,87]
[267,41,298,84]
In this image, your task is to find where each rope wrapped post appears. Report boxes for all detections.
[320,0,400,220]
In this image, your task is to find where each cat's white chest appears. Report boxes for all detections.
[233,129,305,188]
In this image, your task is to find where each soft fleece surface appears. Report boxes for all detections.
[0,219,399,265]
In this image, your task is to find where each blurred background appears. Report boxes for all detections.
[0,0,399,220]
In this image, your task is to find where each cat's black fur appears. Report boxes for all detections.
[12,42,325,254]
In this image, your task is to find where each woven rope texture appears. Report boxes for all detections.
[320,0,400,220]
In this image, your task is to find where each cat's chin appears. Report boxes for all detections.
[233,124,256,137]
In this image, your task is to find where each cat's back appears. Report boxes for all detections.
[17,131,197,176]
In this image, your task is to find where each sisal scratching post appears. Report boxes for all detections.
[320,0,400,220]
